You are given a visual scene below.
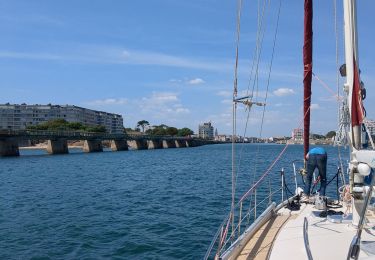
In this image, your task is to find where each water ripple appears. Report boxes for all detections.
[0,144,348,259]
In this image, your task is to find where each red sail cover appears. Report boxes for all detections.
[303,0,313,158]
[352,57,364,126]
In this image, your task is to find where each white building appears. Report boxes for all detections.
[366,119,375,137]
[199,122,214,139]
[292,128,303,141]
[0,103,124,133]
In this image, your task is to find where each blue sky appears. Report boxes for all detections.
[0,0,374,137]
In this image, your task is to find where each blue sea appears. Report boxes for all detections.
[0,144,349,259]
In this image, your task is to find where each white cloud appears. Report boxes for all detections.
[86,98,128,105]
[137,92,190,118]
[169,78,183,83]
[141,92,178,104]
[188,78,205,85]
[175,108,190,113]
[0,47,232,71]
[221,99,232,104]
[217,90,232,97]
[273,88,295,97]
[119,49,230,71]
[311,103,320,110]
[0,51,63,61]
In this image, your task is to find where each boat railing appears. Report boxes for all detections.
[204,168,292,260]
[205,157,346,259]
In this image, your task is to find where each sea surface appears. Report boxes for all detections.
[0,143,349,259]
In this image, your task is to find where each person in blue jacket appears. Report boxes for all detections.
[302,147,327,200]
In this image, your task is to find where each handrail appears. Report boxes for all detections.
[205,164,297,259]
[221,203,276,260]
[203,216,230,260]
[219,188,282,252]
[303,217,313,260]
[204,185,284,259]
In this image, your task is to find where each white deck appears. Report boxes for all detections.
[268,203,375,260]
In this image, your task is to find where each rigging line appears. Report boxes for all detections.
[245,0,265,97]
[252,0,281,197]
[233,0,270,208]
[239,104,311,204]
[312,72,342,101]
[249,0,271,189]
[248,0,280,195]
[254,0,271,102]
[259,0,281,128]
[246,0,269,99]
[231,0,243,237]
[244,0,261,97]
[244,0,274,217]
[233,0,243,98]
[333,0,346,185]
[251,0,271,101]
[218,102,310,249]
[234,0,271,214]
[231,102,237,237]
[234,106,253,194]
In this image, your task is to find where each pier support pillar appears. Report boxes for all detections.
[147,140,162,149]
[175,140,186,148]
[162,140,176,148]
[0,138,19,156]
[185,140,191,147]
[83,140,103,152]
[47,139,69,154]
[127,140,147,150]
[110,140,128,151]
[189,140,200,147]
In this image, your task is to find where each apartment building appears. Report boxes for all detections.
[0,103,124,133]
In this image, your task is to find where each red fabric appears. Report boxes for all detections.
[303,0,313,158]
[352,57,363,126]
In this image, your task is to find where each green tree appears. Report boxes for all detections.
[68,122,85,130]
[26,119,68,130]
[26,119,107,133]
[86,125,106,133]
[177,127,194,136]
[326,131,336,138]
[137,120,150,133]
[124,127,133,133]
[311,133,325,140]
[166,127,178,136]
[151,126,167,135]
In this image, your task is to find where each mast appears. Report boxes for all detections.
[342,0,375,229]
[303,0,313,159]
[343,0,363,150]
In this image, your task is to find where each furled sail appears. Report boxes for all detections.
[351,57,363,127]
[303,0,313,158]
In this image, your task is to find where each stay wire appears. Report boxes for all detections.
[231,0,243,237]
[234,0,270,213]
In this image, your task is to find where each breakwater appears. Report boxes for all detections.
[0,130,214,156]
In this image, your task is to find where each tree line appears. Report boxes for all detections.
[26,119,107,133]
[125,120,194,137]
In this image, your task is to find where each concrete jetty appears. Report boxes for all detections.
[0,130,209,156]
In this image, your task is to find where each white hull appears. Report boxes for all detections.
[223,197,375,260]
